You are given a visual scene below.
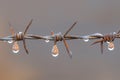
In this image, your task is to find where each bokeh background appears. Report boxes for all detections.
[0,0,120,80]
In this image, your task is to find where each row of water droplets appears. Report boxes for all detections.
[7,32,115,56]
[82,33,115,51]
[83,38,115,51]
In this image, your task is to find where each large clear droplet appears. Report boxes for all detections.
[8,40,13,44]
[107,42,114,51]
[83,38,89,42]
[45,40,50,43]
[12,42,20,53]
[51,45,59,57]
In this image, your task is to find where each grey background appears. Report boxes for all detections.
[0,0,120,80]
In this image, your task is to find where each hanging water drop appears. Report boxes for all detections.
[45,39,50,43]
[8,40,13,44]
[12,42,20,53]
[113,32,116,35]
[107,42,114,51]
[51,45,59,57]
[83,38,89,42]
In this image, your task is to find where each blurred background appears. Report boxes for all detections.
[0,0,120,80]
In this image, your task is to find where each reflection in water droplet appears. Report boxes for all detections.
[113,32,116,35]
[13,49,19,53]
[51,45,59,57]
[107,42,114,51]
[12,42,20,53]
[92,33,103,36]
[52,53,59,57]
[8,40,13,44]
[83,38,89,42]
[45,40,50,43]
[106,41,110,44]
[19,32,22,34]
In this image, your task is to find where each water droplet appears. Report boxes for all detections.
[45,40,50,43]
[12,42,20,53]
[19,32,22,34]
[107,42,114,51]
[8,40,13,44]
[83,38,89,42]
[58,32,62,35]
[113,32,116,35]
[51,45,59,57]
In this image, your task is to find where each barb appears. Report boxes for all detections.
[63,38,72,58]
[64,21,77,37]
[24,19,33,34]
[23,38,29,54]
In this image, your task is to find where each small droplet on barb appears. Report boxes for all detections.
[83,38,89,42]
[45,40,50,43]
[8,40,13,44]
